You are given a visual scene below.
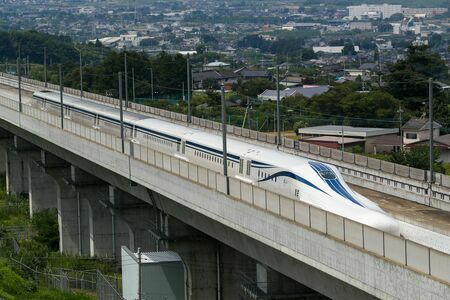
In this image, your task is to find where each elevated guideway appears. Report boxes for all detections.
[1,72,449,212]
[0,79,448,299]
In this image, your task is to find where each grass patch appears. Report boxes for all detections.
[0,175,30,227]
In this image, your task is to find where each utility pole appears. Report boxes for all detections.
[182,81,185,101]
[397,106,404,150]
[44,47,47,88]
[341,124,345,152]
[132,67,136,102]
[17,58,22,112]
[119,72,125,153]
[221,84,229,195]
[124,52,128,109]
[276,66,281,147]
[150,67,154,100]
[59,64,64,129]
[187,56,191,123]
[78,48,83,99]
[137,247,142,300]
[429,78,434,184]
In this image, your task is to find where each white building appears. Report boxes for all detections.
[349,21,373,31]
[313,46,360,54]
[348,4,402,20]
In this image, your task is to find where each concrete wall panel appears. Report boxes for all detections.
[355,155,368,167]
[242,128,250,137]
[384,234,406,264]
[284,138,294,148]
[240,182,253,204]
[343,152,355,164]
[207,170,216,189]
[257,132,267,142]
[280,197,294,221]
[319,146,331,158]
[212,121,220,130]
[233,127,242,136]
[299,142,309,152]
[326,213,344,240]
[249,130,257,140]
[395,164,410,178]
[140,145,148,162]
[367,157,380,170]
[147,149,155,165]
[381,161,395,173]
[163,154,171,171]
[406,241,430,274]
[267,135,276,144]
[198,166,208,186]
[309,144,320,155]
[344,219,363,248]
[171,157,180,175]
[155,151,163,168]
[441,175,450,188]
[179,161,189,178]
[188,164,198,182]
[310,207,326,233]
[331,149,343,161]
[409,168,424,181]
[229,178,241,199]
[253,187,266,209]
[266,191,280,215]
[430,249,450,283]
[294,201,309,227]
[363,226,384,256]
[216,174,227,194]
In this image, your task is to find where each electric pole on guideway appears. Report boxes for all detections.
[118,72,125,153]
[428,77,434,185]
[187,55,191,123]
[16,57,22,112]
[59,64,64,129]
[124,52,129,110]
[221,84,229,195]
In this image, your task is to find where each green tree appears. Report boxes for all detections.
[31,209,59,252]
[385,45,449,123]
[238,78,276,97]
[390,146,443,171]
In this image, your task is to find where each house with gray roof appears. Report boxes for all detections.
[258,85,329,101]
[401,118,442,146]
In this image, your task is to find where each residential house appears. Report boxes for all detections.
[258,85,329,101]
[297,125,400,153]
[401,118,442,146]
[233,67,272,81]
[405,134,450,162]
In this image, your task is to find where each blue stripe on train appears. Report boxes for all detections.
[258,171,328,195]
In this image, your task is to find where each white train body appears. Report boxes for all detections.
[32,90,400,235]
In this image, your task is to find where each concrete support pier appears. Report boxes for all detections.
[27,161,57,217]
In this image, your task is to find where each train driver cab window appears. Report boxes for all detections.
[318,170,336,180]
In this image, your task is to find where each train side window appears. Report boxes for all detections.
[181,141,186,154]
[295,189,299,197]
[239,159,244,174]
[246,161,251,176]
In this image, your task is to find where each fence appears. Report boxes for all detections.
[9,255,122,298]
[1,72,449,208]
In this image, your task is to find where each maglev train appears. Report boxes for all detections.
[32,90,400,235]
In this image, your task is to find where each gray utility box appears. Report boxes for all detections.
[121,246,188,300]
